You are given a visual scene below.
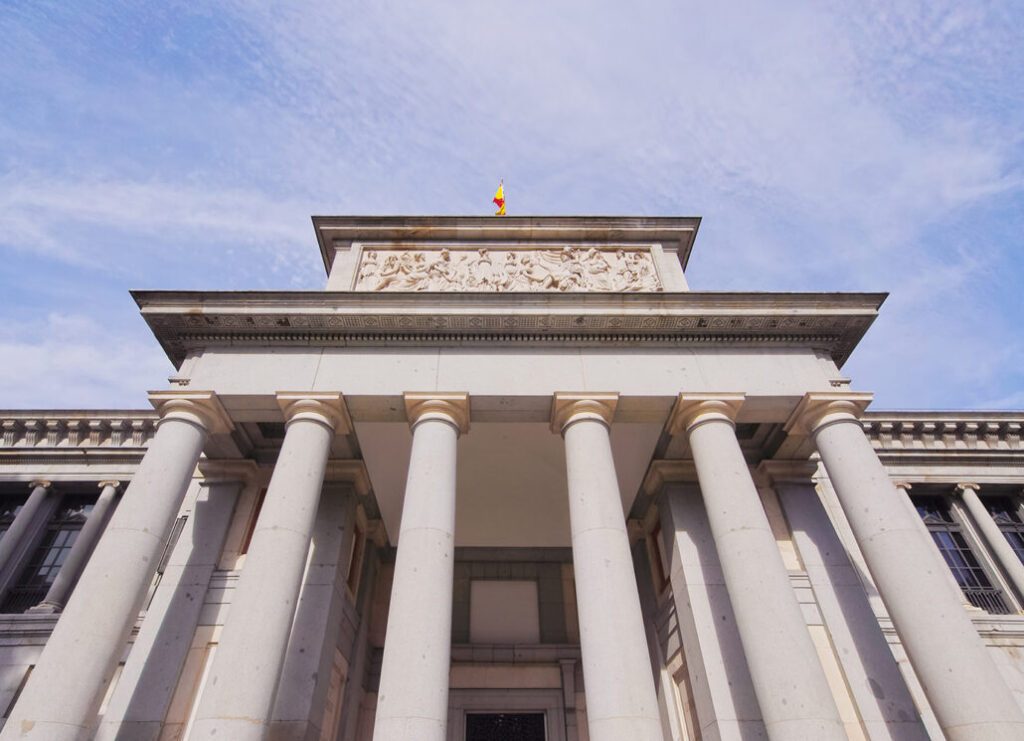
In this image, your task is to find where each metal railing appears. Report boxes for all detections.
[962,586,1012,614]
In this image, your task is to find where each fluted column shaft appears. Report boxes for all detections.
[191,394,346,741]
[796,393,1024,741]
[956,483,1024,603]
[0,481,51,572]
[373,393,468,741]
[1,391,230,741]
[33,481,120,613]
[672,395,845,741]
[553,393,663,741]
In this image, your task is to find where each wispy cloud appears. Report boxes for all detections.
[0,313,172,408]
[0,0,1021,409]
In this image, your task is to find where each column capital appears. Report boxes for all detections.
[550,392,618,434]
[28,479,52,490]
[756,459,820,486]
[197,459,261,485]
[97,480,121,491]
[667,393,744,435]
[784,391,873,436]
[276,392,351,433]
[149,390,234,434]
[404,392,470,435]
[953,482,981,497]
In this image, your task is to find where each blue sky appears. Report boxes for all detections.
[1,1,1021,410]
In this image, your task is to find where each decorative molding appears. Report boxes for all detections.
[0,412,157,450]
[355,246,663,293]
[863,415,1024,453]
[312,215,702,276]
[133,290,884,368]
[550,393,618,434]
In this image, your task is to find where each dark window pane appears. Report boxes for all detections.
[466,713,546,741]
[912,494,1009,614]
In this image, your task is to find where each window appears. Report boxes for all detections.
[983,496,1024,566]
[912,494,1010,614]
[1,495,94,613]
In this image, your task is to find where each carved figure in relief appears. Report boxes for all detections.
[427,248,455,287]
[466,248,495,289]
[359,250,380,286]
[357,246,661,292]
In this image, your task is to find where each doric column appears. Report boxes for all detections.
[1,391,232,741]
[955,482,1024,605]
[789,392,1024,741]
[0,480,52,572]
[669,395,845,741]
[373,393,469,741]
[191,393,349,741]
[31,480,120,613]
[551,393,663,741]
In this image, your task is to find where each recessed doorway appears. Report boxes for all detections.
[466,712,546,741]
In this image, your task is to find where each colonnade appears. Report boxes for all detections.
[2,389,1023,741]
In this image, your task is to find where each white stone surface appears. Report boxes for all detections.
[775,477,929,741]
[96,474,243,741]
[809,402,1024,741]
[0,409,210,741]
[190,405,336,740]
[681,409,846,741]
[269,486,355,741]
[373,409,460,741]
[187,347,836,408]
[661,483,767,741]
[558,402,663,741]
[469,580,541,644]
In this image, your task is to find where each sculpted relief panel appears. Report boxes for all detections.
[354,247,663,292]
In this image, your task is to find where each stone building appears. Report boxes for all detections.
[0,216,1022,741]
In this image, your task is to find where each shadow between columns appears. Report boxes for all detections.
[779,484,930,741]
[108,486,238,741]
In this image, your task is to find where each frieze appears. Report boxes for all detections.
[354,247,663,292]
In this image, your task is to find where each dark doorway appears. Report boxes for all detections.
[466,712,546,741]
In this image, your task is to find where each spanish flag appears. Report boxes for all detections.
[493,180,505,216]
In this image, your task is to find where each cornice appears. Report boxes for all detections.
[133,290,884,369]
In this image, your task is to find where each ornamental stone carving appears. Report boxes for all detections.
[354,247,663,292]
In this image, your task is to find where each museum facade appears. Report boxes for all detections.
[0,216,1022,741]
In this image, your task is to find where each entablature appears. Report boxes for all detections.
[133,290,884,369]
